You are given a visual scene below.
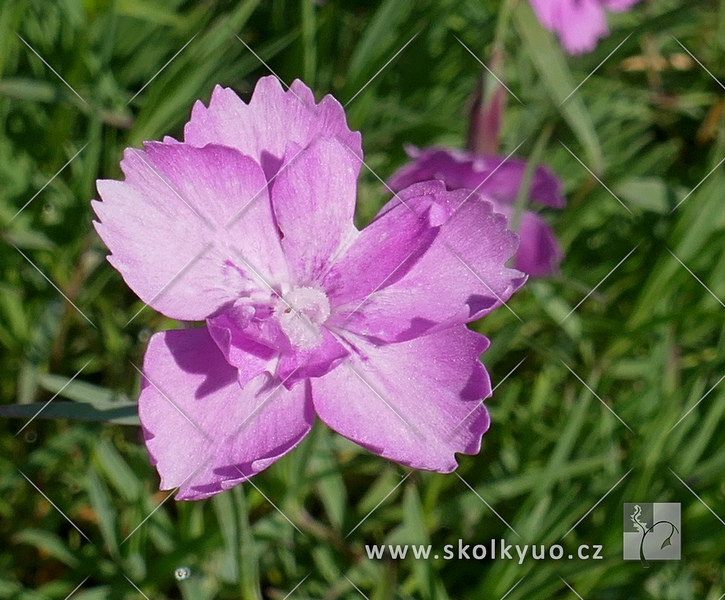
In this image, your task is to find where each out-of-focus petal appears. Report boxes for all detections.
[271,138,360,285]
[554,0,608,55]
[530,0,636,54]
[139,327,313,500]
[529,0,557,27]
[388,146,565,208]
[184,77,362,180]
[602,0,640,11]
[515,211,563,277]
[329,181,526,343]
[387,147,565,279]
[93,142,287,321]
[496,206,563,277]
[312,326,491,471]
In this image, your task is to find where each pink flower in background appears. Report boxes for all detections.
[529,0,641,54]
[93,76,526,500]
[389,146,565,277]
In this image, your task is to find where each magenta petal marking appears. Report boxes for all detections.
[206,303,279,388]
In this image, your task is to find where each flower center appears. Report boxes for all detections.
[276,286,331,350]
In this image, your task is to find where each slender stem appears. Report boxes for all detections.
[493,0,517,56]
[509,124,553,232]
[468,0,517,153]
[301,0,316,85]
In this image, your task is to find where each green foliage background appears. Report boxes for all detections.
[1,0,724,598]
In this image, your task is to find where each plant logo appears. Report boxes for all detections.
[623,503,681,566]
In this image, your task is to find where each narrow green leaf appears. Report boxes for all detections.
[402,484,434,600]
[0,78,57,103]
[0,0,25,76]
[38,373,130,407]
[614,177,670,214]
[212,491,241,584]
[301,0,317,85]
[117,0,187,27]
[345,0,412,91]
[314,445,348,529]
[235,487,262,600]
[510,123,554,231]
[73,586,113,600]
[514,1,603,172]
[94,439,142,501]
[371,562,397,600]
[0,401,139,424]
[87,469,120,559]
[13,529,80,568]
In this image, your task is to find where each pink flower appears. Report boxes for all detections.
[389,146,565,277]
[92,77,526,499]
[529,0,640,54]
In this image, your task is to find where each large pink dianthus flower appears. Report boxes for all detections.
[92,76,525,499]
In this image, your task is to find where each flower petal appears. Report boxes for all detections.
[277,328,349,388]
[270,138,360,285]
[184,77,362,180]
[330,181,526,343]
[320,194,439,307]
[388,146,565,208]
[206,302,279,387]
[93,142,287,320]
[529,0,557,28]
[139,327,313,500]
[602,0,640,11]
[553,0,608,54]
[529,0,612,54]
[499,207,563,277]
[312,327,491,471]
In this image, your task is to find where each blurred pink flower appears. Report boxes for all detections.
[529,0,640,54]
[389,146,565,277]
[92,77,526,499]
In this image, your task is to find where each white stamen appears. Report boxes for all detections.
[276,286,331,350]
